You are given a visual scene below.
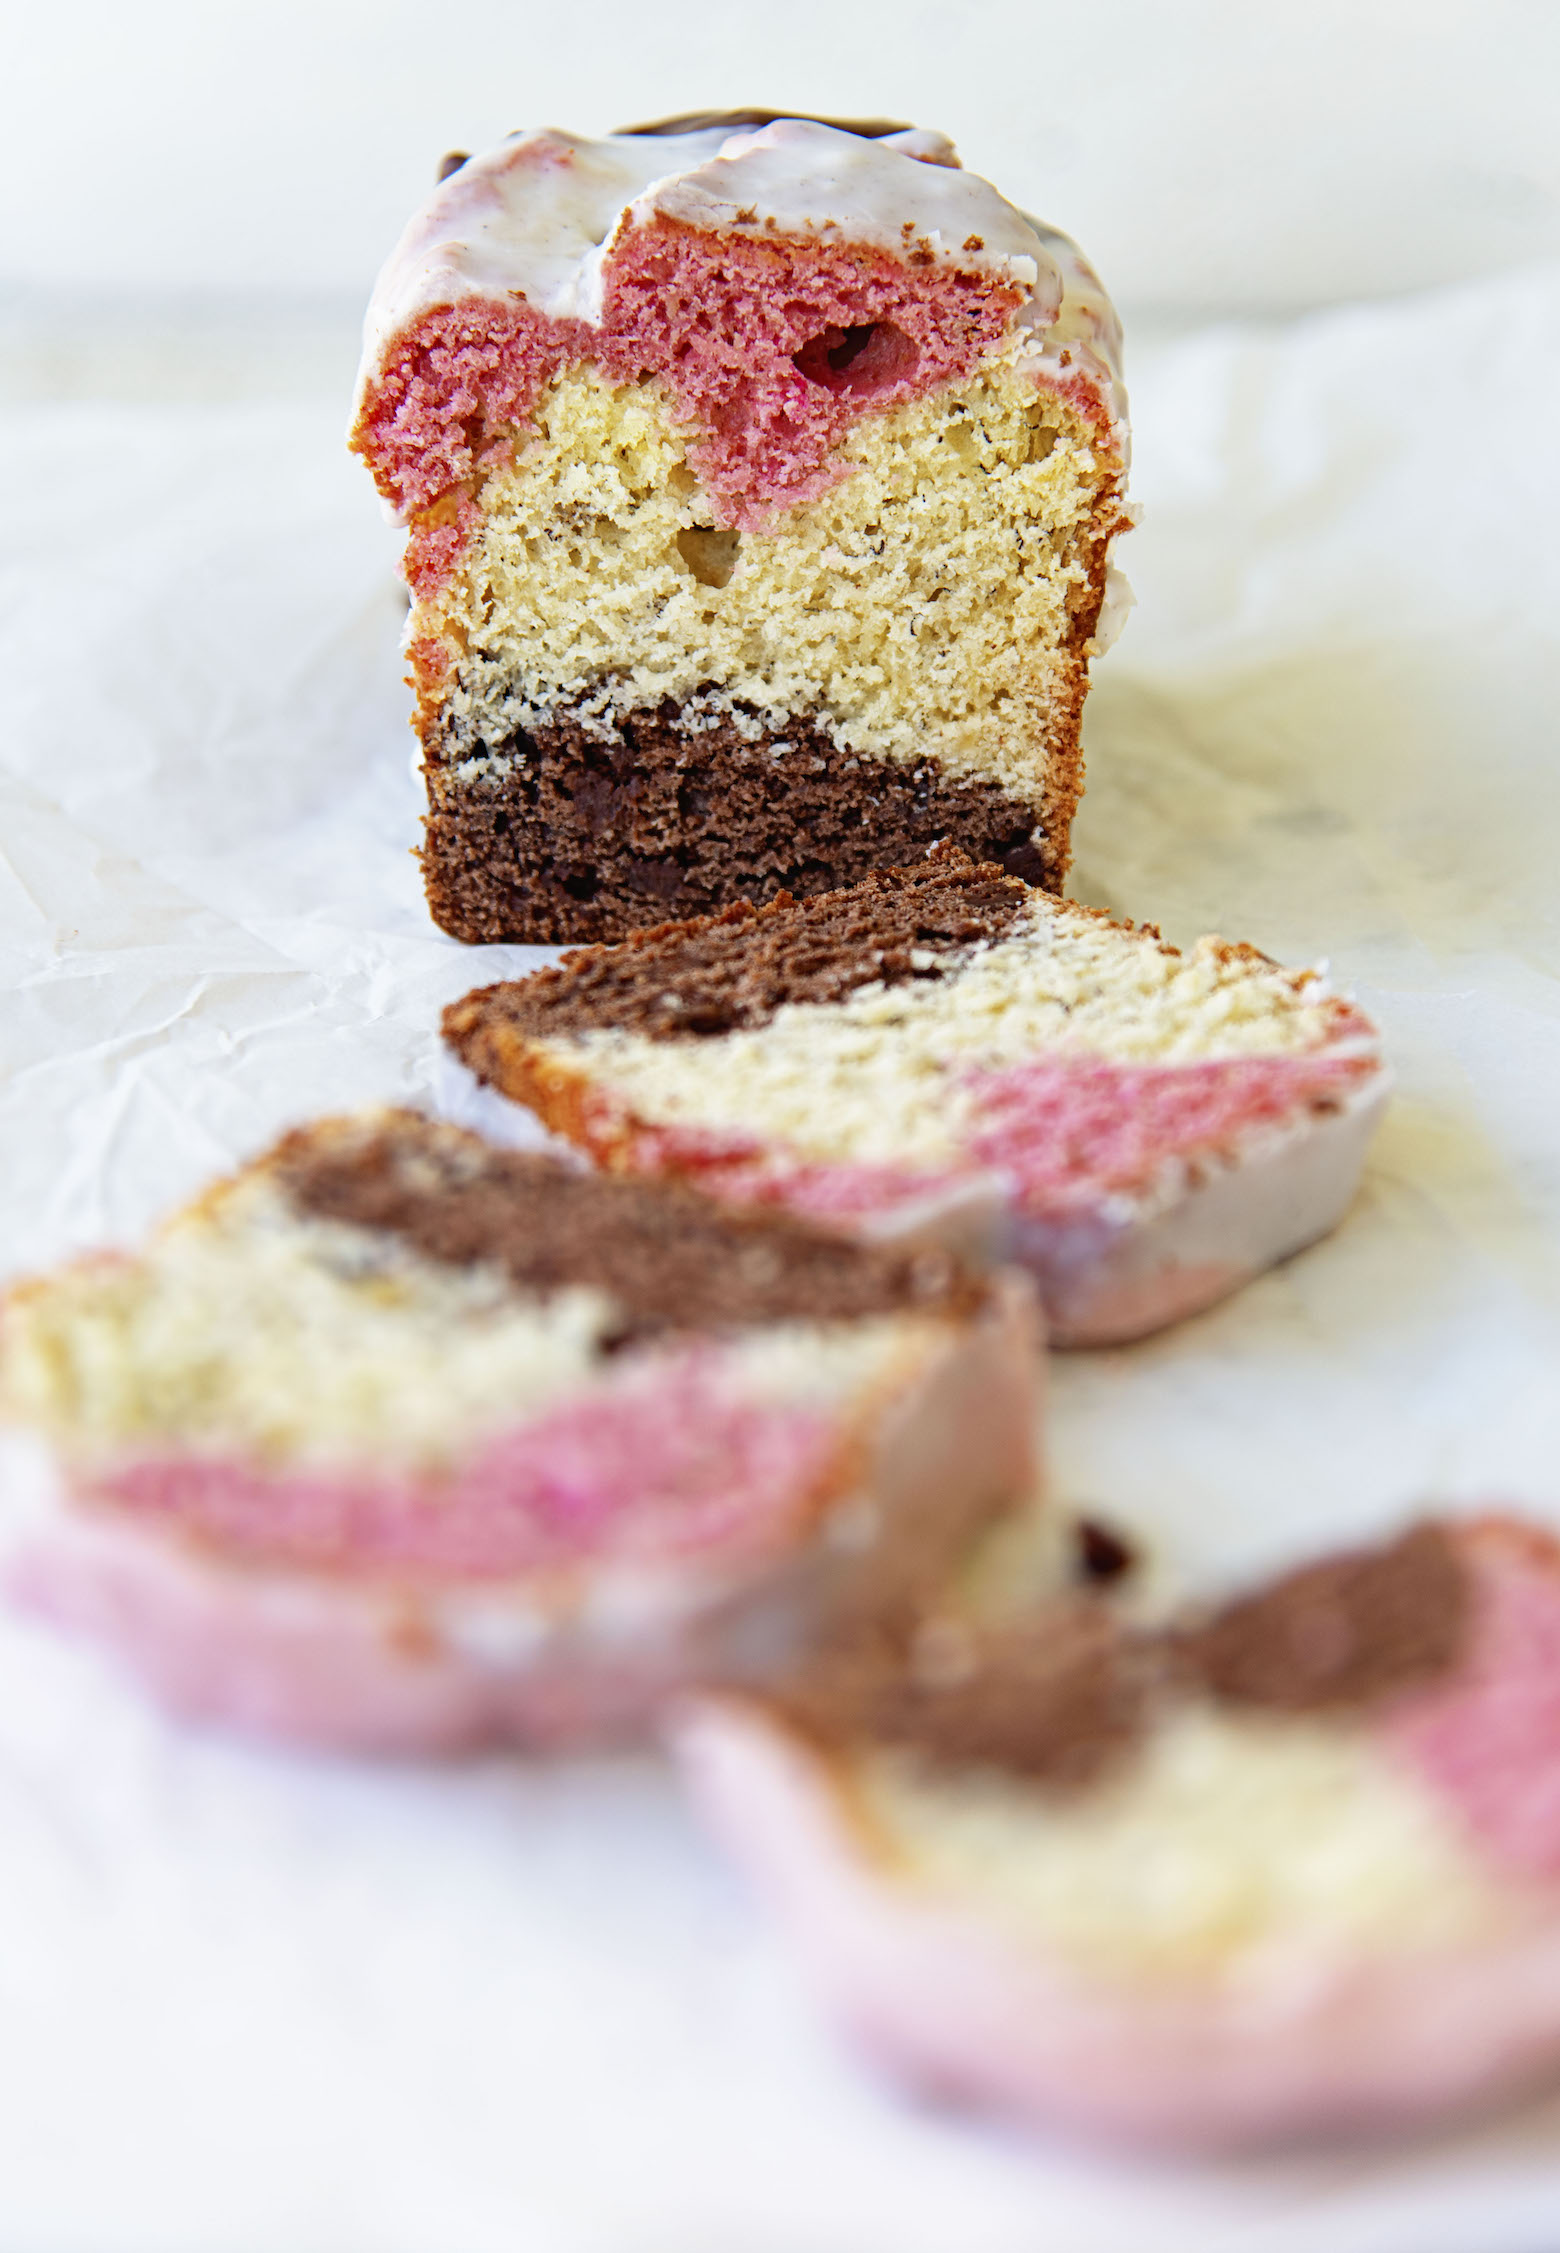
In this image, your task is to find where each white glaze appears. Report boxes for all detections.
[631,120,1046,293]
[361,128,729,370]
[354,119,1125,432]
[1015,1064,1392,1346]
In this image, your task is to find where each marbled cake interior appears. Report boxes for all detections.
[446,853,1378,1212]
[0,1112,973,1577]
[743,1520,1560,1978]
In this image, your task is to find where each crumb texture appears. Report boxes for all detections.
[762,1524,1473,1788]
[961,1048,1378,1208]
[598,221,1019,526]
[355,140,1127,949]
[86,1357,844,1579]
[770,1603,1152,1793]
[418,364,1113,807]
[1387,1523,1560,1880]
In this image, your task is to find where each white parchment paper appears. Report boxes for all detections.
[4,261,1560,2251]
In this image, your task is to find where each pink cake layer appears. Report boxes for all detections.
[570,1043,1387,1342]
[357,222,1024,572]
[2,1273,1042,1755]
[674,1517,1560,2148]
[611,1120,956,1227]
[961,1047,1379,1210]
[79,1352,834,1582]
[1389,1520,1560,1880]
[607,1047,1380,1226]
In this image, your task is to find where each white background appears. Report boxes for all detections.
[4,0,1560,315]
[6,6,1560,2249]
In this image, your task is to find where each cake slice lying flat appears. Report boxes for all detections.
[351,112,1128,941]
[677,1515,1560,2148]
[443,847,1387,1345]
[0,1111,1037,1753]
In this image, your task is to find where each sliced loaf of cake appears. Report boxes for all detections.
[444,847,1387,1345]
[351,114,1128,941]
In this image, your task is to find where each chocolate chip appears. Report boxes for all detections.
[1075,1517,1138,1585]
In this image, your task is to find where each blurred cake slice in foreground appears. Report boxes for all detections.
[676,1514,1560,2148]
[443,846,1388,1345]
[0,1111,1038,1753]
[350,114,1129,941]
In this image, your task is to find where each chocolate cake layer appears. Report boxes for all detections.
[444,847,1028,1053]
[274,1113,982,1342]
[422,700,1061,946]
[748,1524,1473,1794]
[1181,1524,1469,1714]
[771,1606,1155,1794]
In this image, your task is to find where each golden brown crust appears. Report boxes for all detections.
[1035,465,1132,888]
[441,1019,611,1164]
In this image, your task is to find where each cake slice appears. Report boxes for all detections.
[350,113,1129,942]
[0,1111,1038,1753]
[442,847,1387,1345]
[676,1515,1560,2148]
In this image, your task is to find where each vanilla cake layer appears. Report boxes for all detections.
[444,849,1388,1345]
[351,117,1129,941]
[677,1519,1560,2148]
[0,1111,1040,1753]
